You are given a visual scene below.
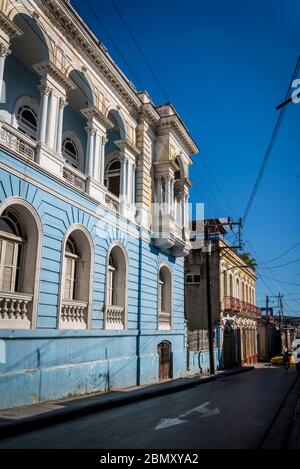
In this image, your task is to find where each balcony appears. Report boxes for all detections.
[0,121,37,161]
[62,164,87,193]
[158,311,171,330]
[105,191,120,212]
[105,305,125,330]
[223,296,261,317]
[0,292,33,329]
[60,299,88,329]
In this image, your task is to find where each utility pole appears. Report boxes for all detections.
[204,222,215,375]
[278,293,287,350]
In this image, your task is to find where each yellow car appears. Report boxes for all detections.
[271,352,295,365]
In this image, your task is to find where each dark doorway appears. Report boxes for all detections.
[158,341,171,381]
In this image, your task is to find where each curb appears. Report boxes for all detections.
[0,366,254,440]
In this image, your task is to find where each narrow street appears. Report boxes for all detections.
[0,367,298,449]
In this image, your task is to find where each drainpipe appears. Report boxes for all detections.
[136,227,142,385]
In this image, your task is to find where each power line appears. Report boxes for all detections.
[243,56,300,224]
[260,241,300,265]
[109,0,169,102]
[258,257,300,270]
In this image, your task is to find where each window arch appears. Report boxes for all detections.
[61,131,84,171]
[229,274,233,297]
[223,271,227,297]
[158,265,172,330]
[0,198,42,329]
[17,104,38,140]
[104,159,121,197]
[59,226,93,330]
[236,278,240,299]
[62,137,79,168]
[105,243,128,330]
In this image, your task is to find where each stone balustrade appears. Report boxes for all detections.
[0,292,33,329]
[105,305,125,330]
[60,299,88,329]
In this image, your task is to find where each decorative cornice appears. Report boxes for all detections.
[36,0,141,112]
[115,138,141,158]
[81,106,114,131]
[33,61,75,91]
[156,114,199,155]
[0,11,22,40]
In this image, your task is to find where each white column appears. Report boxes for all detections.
[38,85,51,143]
[99,136,108,185]
[93,130,101,180]
[0,44,10,103]
[132,164,136,204]
[127,161,133,204]
[120,157,127,199]
[85,124,96,177]
[56,98,67,154]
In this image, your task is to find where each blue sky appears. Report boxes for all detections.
[72,0,300,315]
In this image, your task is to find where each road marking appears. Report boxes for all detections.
[155,401,220,430]
[155,418,187,430]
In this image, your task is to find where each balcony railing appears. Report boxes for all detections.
[158,311,171,330]
[60,299,88,329]
[0,292,33,329]
[0,122,37,161]
[63,165,87,192]
[223,296,261,316]
[105,191,120,212]
[105,305,125,330]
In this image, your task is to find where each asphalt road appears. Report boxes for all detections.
[0,367,298,449]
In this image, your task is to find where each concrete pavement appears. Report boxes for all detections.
[0,366,298,449]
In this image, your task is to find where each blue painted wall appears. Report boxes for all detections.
[0,54,40,115]
[0,151,187,409]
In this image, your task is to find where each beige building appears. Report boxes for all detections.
[185,220,261,368]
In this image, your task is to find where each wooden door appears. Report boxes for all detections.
[158,342,171,381]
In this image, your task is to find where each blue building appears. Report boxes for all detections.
[0,0,198,409]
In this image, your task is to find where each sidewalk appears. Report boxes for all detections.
[0,366,254,440]
[288,380,300,449]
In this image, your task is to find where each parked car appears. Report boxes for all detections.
[271,352,295,365]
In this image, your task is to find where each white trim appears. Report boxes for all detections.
[104,241,128,330]
[0,197,43,329]
[157,263,173,331]
[58,224,94,330]
[62,130,84,172]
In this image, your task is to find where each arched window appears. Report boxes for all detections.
[105,244,127,330]
[0,200,42,330]
[107,253,116,306]
[62,137,79,168]
[0,209,23,293]
[229,274,233,297]
[63,236,79,301]
[17,105,38,140]
[223,271,227,297]
[104,160,121,197]
[158,265,172,330]
[236,278,240,299]
[242,281,245,302]
[60,228,93,330]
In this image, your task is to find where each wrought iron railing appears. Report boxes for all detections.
[62,165,87,192]
[223,296,261,316]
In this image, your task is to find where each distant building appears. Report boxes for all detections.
[257,310,281,361]
[185,219,260,371]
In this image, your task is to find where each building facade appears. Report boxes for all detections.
[0,0,198,409]
[185,220,260,371]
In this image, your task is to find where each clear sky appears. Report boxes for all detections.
[72,0,300,315]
